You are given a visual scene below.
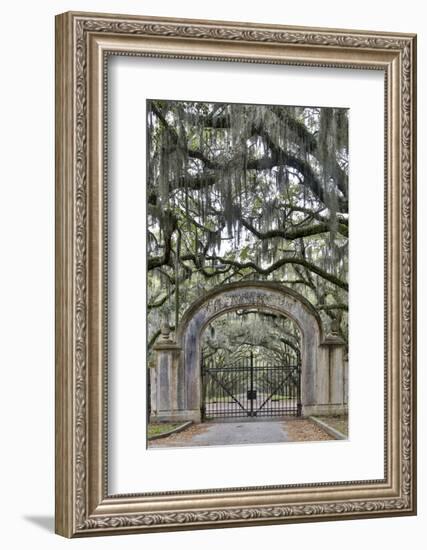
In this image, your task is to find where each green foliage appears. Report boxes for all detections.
[147,100,349,353]
[147,423,183,437]
[201,310,300,365]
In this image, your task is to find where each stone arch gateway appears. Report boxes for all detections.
[150,282,347,422]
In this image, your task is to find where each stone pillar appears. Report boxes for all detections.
[329,340,345,404]
[321,330,347,415]
[302,344,329,417]
[316,344,330,405]
[150,323,182,422]
[303,320,347,416]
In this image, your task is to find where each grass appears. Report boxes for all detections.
[147,422,183,437]
[315,415,348,436]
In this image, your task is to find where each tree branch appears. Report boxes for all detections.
[204,254,348,290]
[240,218,348,240]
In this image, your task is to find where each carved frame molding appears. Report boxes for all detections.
[55,11,416,537]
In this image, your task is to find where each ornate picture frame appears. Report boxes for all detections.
[55,11,416,537]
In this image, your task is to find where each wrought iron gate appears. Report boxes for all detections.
[202,352,301,420]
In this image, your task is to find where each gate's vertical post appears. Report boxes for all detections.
[201,355,207,421]
[250,351,254,417]
[343,351,349,405]
[297,349,302,416]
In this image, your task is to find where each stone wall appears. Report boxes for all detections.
[150,282,347,422]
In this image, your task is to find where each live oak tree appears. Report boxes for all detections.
[147,100,348,356]
[200,310,301,366]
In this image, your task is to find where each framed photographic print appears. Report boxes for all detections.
[55,11,417,537]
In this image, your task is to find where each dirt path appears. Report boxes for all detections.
[284,418,334,442]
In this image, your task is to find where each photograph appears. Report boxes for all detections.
[53,9,416,538]
[146,99,349,448]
